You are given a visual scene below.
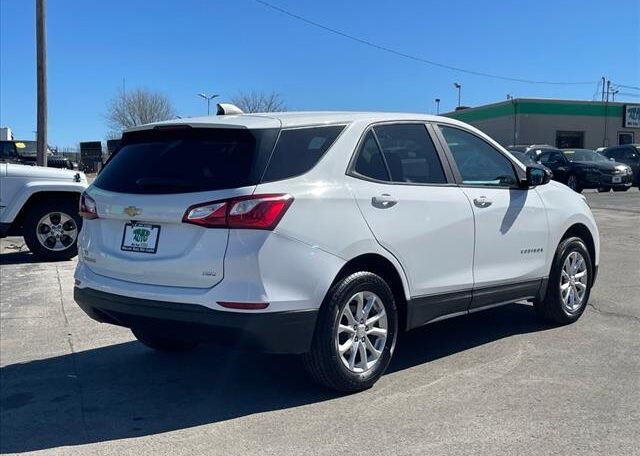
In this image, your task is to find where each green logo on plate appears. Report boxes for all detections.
[133,228,150,243]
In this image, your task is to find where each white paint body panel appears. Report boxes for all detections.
[459,187,548,287]
[349,178,474,296]
[0,163,87,225]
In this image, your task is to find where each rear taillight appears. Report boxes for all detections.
[183,194,293,230]
[79,192,98,219]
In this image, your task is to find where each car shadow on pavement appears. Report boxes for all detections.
[0,302,549,453]
[0,250,50,265]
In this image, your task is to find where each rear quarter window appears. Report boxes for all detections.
[261,125,345,182]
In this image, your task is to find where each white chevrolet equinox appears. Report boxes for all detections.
[74,109,599,392]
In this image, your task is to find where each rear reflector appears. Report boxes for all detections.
[183,194,293,230]
[218,301,269,310]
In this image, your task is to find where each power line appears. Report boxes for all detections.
[617,92,640,98]
[615,84,640,91]
[254,0,596,86]
[592,79,602,101]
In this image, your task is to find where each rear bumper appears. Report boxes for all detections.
[74,287,318,354]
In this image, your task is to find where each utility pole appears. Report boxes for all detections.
[36,0,48,167]
[603,80,611,147]
[454,82,462,108]
[601,76,606,102]
[434,98,440,115]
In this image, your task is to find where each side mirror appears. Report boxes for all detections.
[525,165,551,187]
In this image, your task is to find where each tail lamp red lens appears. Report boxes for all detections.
[182,194,293,230]
[79,192,99,219]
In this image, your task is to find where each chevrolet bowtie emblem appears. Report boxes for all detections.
[124,206,142,217]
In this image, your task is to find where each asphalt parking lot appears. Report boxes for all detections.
[1,191,639,456]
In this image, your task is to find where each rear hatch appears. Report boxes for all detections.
[84,126,279,288]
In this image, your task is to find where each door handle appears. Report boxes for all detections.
[473,196,492,208]
[371,194,398,209]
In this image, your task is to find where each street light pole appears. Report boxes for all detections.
[454,82,462,108]
[36,0,47,167]
[435,98,440,115]
[198,93,219,116]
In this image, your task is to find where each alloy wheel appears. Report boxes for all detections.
[36,212,78,251]
[560,251,588,313]
[336,291,388,373]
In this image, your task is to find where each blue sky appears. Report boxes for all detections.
[1,0,639,148]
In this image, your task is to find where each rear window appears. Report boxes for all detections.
[94,128,279,194]
[261,125,345,182]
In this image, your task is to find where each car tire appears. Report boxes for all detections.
[303,272,398,392]
[22,197,83,261]
[534,237,593,325]
[566,175,582,193]
[132,328,198,352]
[612,187,629,192]
[597,187,611,192]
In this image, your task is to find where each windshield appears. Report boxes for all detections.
[14,140,53,157]
[562,149,608,163]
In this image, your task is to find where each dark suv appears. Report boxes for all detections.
[600,144,640,190]
[0,140,74,169]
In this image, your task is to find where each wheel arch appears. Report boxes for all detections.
[8,191,81,236]
[328,253,410,332]
[560,222,597,271]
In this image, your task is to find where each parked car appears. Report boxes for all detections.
[0,163,88,260]
[73,110,599,392]
[533,148,632,192]
[600,144,640,190]
[0,140,74,169]
[523,144,556,158]
[506,145,529,153]
[509,150,548,168]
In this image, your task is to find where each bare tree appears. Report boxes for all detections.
[106,88,176,133]
[231,90,286,113]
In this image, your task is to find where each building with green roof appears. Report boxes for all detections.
[444,98,639,149]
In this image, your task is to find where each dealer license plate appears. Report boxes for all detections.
[121,223,161,254]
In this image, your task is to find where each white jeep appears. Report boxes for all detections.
[0,163,88,260]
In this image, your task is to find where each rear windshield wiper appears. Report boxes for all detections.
[135,177,193,190]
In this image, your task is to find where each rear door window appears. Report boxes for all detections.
[94,128,279,194]
[261,125,345,182]
[373,124,447,184]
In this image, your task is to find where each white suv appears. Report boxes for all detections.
[74,111,599,392]
[1,163,88,260]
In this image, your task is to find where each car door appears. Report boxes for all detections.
[435,125,548,308]
[537,150,569,184]
[348,123,475,325]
